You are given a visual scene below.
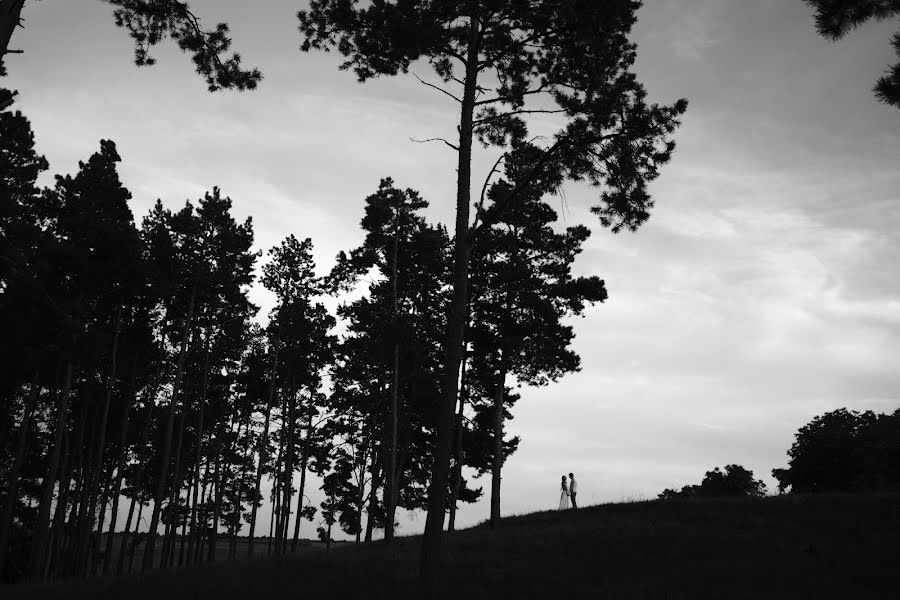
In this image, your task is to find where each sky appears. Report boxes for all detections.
[5,0,900,539]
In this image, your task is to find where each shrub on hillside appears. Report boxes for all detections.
[659,464,767,499]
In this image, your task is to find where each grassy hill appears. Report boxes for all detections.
[7,493,900,599]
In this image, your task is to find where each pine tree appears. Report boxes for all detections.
[299,3,686,588]
[0,0,261,89]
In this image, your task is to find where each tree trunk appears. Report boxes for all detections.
[0,372,39,575]
[267,439,283,557]
[115,382,156,576]
[230,398,255,559]
[364,433,381,543]
[103,360,137,574]
[47,428,73,581]
[248,327,280,556]
[206,451,221,562]
[420,12,481,596]
[77,309,122,577]
[29,362,74,581]
[490,359,506,528]
[161,406,188,568]
[291,410,313,551]
[449,343,470,533]
[385,209,401,543]
[187,333,211,564]
[277,380,297,554]
[143,286,196,571]
[126,499,144,574]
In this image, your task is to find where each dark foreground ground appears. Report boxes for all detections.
[7,493,900,599]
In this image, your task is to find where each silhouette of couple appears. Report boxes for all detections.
[558,473,577,510]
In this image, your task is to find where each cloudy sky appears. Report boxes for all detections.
[6,0,900,537]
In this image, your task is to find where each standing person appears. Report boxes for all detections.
[558,475,570,510]
[569,473,578,509]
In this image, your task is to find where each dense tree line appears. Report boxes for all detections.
[0,89,611,583]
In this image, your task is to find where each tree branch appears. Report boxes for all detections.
[410,136,460,151]
[473,108,566,126]
[413,72,462,103]
[471,152,507,231]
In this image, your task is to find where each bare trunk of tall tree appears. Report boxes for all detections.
[448,344,470,533]
[191,460,212,565]
[267,437,283,557]
[47,429,74,581]
[29,362,74,581]
[365,432,381,543]
[385,210,401,542]
[0,372,39,575]
[490,357,506,528]
[115,379,155,576]
[103,360,137,574]
[76,310,122,577]
[420,13,481,596]
[277,381,297,555]
[126,498,144,573]
[230,399,255,559]
[291,409,313,551]
[161,406,188,567]
[143,286,197,571]
[206,450,221,562]
[248,327,279,556]
[187,333,211,563]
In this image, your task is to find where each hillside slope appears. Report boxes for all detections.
[9,493,900,599]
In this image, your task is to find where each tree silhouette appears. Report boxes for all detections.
[327,179,453,542]
[299,3,686,588]
[659,465,767,499]
[468,175,606,528]
[0,0,261,88]
[803,0,900,108]
[773,408,900,493]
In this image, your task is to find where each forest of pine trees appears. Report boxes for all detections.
[0,93,612,584]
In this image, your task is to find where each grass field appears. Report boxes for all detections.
[7,493,900,599]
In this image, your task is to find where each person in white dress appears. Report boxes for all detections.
[558,475,570,510]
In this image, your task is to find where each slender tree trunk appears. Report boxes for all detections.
[161,406,188,568]
[385,210,401,543]
[0,372,39,575]
[126,499,144,574]
[103,360,137,574]
[490,358,507,529]
[192,460,212,565]
[277,380,296,555]
[46,429,73,582]
[143,286,197,571]
[206,451,221,562]
[248,328,279,556]
[187,333,211,562]
[57,397,89,579]
[77,310,122,577]
[449,343,470,533]
[365,434,381,543]
[29,362,74,581]
[230,399,255,559]
[115,388,155,576]
[291,410,313,551]
[420,13,481,595]
[267,440,283,557]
